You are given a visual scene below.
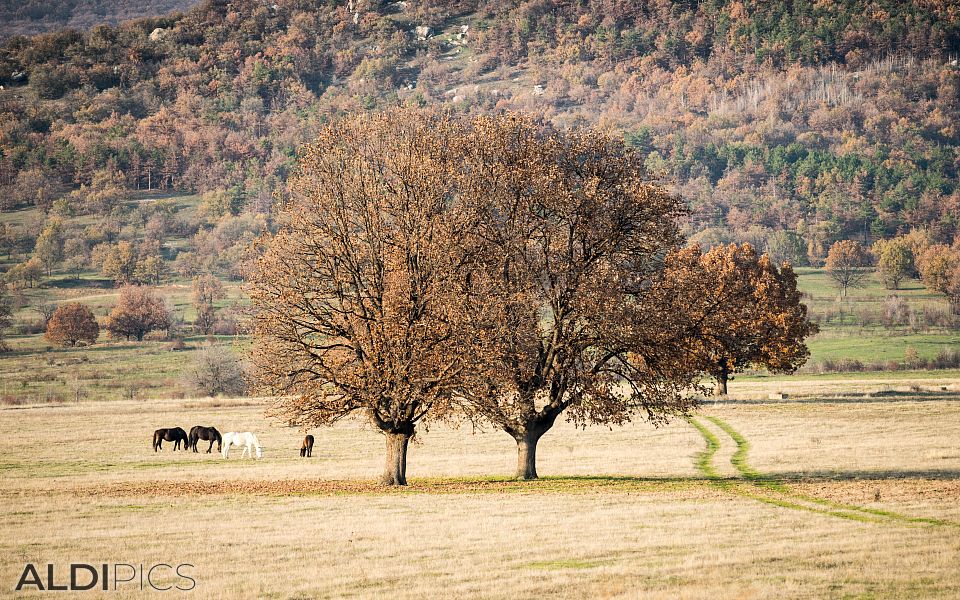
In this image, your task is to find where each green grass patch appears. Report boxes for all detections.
[737,368,960,382]
[795,268,941,301]
[704,415,960,529]
[685,418,722,481]
[807,332,960,364]
[525,558,612,570]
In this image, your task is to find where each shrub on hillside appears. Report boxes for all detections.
[105,286,171,341]
[44,303,99,347]
[185,345,246,397]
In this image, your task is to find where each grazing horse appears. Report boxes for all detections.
[153,427,189,452]
[222,432,263,459]
[300,434,314,458]
[189,425,222,454]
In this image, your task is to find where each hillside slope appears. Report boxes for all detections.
[1,0,958,263]
[0,0,199,38]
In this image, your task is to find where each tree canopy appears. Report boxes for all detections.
[45,302,100,346]
[105,285,170,341]
[249,110,480,485]
[659,243,817,396]
[250,110,723,483]
[452,113,700,479]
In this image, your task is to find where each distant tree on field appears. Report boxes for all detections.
[173,251,201,278]
[10,168,57,212]
[0,223,15,259]
[6,257,44,289]
[873,238,914,290]
[35,302,59,327]
[192,274,224,335]
[33,220,65,276]
[93,241,138,285]
[661,244,818,396]
[83,170,128,216]
[946,261,960,316]
[825,240,870,297]
[187,345,246,397]
[765,229,808,267]
[133,254,167,285]
[917,245,956,294]
[45,303,100,346]
[198,187,246,223]
[63,238,90,279]
[105,286,171,341]
[0,281,12,352]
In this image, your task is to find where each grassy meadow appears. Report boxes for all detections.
[1,386,959,598]
[3,193,960,404]
[3,196,960,597]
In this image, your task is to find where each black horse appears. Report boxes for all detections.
[300,434,314,458]
[189,425,222,453]
[153,427,189,452]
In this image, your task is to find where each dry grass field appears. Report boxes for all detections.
[2,382,959,599]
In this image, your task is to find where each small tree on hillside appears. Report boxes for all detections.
[7,257,44,289]
[192,274,225,334]
[661,244,818,396]
[34,220,65,276]
[94,241,138,285]
[187,345,246,397]
[947,262,960,316]
[766,229,808,267]
[825,240,870,297]
[133,254,167,285]
[917,245,956,294]
[105,286,171,341]
[45,303,100,346]
[873,238,913,290]
[63,238,90,280]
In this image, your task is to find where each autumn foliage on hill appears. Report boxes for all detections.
[0,0,957,263]
[0,1,197,39]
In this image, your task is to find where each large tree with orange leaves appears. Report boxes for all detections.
[661,243,818,396]
[249,110,703,484]
[453,114,701,479]
[248,111,482,486]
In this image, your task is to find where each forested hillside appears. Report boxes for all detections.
[0,0,198,38]
[1,0,958,265]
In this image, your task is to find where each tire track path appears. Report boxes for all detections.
[688,415,960,528]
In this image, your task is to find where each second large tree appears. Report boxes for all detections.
[454,114,699,479]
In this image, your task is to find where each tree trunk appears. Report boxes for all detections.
[381,431,412,486]
[714,362,730,396]
[715,374,728,396]
[515,430,544,480]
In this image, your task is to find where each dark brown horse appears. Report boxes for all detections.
[300,434,314,458]
[153,427,189,452]
[189,425,222,453]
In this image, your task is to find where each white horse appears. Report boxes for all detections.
[221,432,263,459]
